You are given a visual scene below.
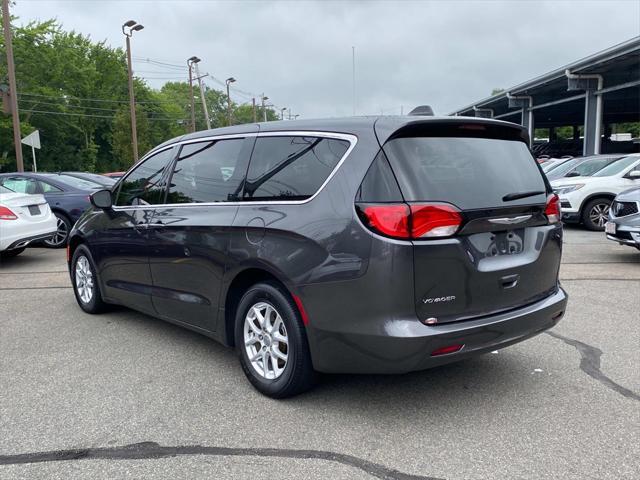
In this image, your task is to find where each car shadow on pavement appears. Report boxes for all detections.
[107,305,535,416]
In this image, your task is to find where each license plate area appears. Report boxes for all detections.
[468,229,525,259]
[605,222,616,234]
[28,205,41,216]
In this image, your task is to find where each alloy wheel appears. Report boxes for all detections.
[45,216,69,247]
[74,255,94,304]
[589,203,610,228]
[243,302,289,380]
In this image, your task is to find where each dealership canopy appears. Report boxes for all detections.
[449,36,640,157]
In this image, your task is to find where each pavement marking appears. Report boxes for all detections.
[561,278,640,282]
[0,441,443,480]
[546,331,640,402]
[0,286,71,290]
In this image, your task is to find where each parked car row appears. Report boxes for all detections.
[0,171,117,257]
[545,153,640,231]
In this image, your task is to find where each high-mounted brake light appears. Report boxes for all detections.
[358,203,461,239]
[0,206,18,220]
[545,194,561,224]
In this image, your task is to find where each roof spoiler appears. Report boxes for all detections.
[408,105,434,116]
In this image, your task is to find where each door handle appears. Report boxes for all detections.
[500,274,520,289]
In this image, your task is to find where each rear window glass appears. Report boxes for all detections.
[43,174,102,190]
[384,137,546,209]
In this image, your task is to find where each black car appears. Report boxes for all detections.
[0,172,103,247]
[67,116,567,397]
[62,171,117,188]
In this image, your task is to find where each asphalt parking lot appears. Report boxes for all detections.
[1,226,638,480]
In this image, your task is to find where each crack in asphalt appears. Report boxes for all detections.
[546,331,640,402]
[0,441,443,480]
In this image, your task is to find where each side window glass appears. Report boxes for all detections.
[115,148,174,206]
[40,181,63,193]
[356,151,404,202]
[1,177,39,194]
[167,139,246,203]
[244,136,350,201]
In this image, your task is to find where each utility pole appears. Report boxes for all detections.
[225,77,236,126]
[193,62,211,130]
[2,0,24,172]
[122,20,144,163]
[261,94,269,122]
[187,56,200,133]
[252,98,256,123]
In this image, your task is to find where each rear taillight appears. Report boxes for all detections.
[410,204,462,238]
[545,194,561,224]
[0,206,18,220]
[361,204,410,238]
[358,203,461,239]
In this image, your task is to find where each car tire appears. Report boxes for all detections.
[71,245,107,314]
[0,247,26,259]
[581,198,612,231]
[234,282,316,398]
[45,212,72,248]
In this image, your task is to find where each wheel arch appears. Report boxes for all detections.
[222,266,295,348]
[67,233,85,266]
[578,192,616,215]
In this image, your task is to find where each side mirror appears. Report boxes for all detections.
[628,170,640,179]
[565,171,580,177]
[90,189,113,209]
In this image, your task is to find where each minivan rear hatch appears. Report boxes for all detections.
[374,120,562,324]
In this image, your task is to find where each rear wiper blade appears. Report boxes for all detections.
[502,190,546,202]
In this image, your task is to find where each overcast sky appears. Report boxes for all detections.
[12,0,640,119]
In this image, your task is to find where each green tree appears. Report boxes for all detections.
[1,17,282,173]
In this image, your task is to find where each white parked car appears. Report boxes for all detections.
[0,185,58,258]
[551,154,640,230]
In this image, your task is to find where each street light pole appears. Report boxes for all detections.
[187,56,200,133]
[252,98,256,123]
[281,107,287,120]
[225,77,235,126]
[122,20,144,164]
[261,94,269,122]
[2,0,24,172]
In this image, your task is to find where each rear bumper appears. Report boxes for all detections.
[0,220,57,251]
[309,288,568,374]
[606,225,640,248]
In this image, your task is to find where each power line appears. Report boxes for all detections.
[21,109,186,122]
[19,99,118,112]
[19,92,178,105]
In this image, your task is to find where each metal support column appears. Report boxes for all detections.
[507,94,534,145]
[566,70,603,156]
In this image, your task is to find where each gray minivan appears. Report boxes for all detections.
[68,115,568,397]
